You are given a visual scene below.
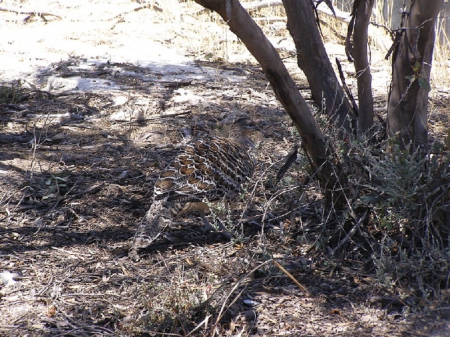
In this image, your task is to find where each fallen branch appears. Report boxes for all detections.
[133,3,163,13]
[271,259,311,295]
[242,0,351,23]
[0,7,62,22]
[242,0,283,11]
[253,16,286,23]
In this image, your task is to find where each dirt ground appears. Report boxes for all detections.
[1,1,450,336]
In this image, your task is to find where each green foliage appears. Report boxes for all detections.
[0,82,25,104]
[343,134,450,298]
[43,175,69,199]
[405,61,431,90]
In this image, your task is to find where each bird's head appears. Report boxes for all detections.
[229,117,260,148]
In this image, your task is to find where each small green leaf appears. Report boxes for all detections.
[412,61,421,72]
[417,77,431,90]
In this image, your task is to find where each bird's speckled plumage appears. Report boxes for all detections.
[129,117,259,260]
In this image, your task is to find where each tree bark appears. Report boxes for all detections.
[282,0,354,133]
[386,0,443,151]
[194,0,346,207]
[346,0,375,134]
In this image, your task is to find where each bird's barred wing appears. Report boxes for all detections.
[154,137,254,203]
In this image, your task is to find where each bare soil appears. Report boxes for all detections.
[1,1,449,336]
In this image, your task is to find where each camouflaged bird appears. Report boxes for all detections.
[129,117,259,260]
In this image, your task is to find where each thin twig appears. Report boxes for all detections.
[212,259,272,335]
[271,259,311,296]
[330,209,368,256]
[186,314,212,336]
[0,7,62,21]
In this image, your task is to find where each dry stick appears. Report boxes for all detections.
[239,158,286,228]
[211,288,248,336]
[242,0,351,23]
[330,210,367,256]
[0,7,62,20]
[176,314,188,337]
[186,314,212,336]
[145,331,181,337]
[108,2,164,24]
[212,259,272,335]
[212,258,311,335]
[326,162,372,255]
[260,184,303,230]
[276,145,299,183]
[133,3,163,13]
[271,259,311,296]
[253,16,286,23]
[35,272,54,297]
[5,185,30,214]
[147,110,192,120]
[243,0,283,11]
[51,246,93,257]
[336,58,359,117]
[115,110,192,124]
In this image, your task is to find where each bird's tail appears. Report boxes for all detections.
[129,199,172,260]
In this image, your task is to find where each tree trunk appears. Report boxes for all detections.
[346,0,375,134]
[282,0,354,133]
[194,0,346,207]
[386,0,443,151]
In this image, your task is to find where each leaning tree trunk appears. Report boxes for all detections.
[282,0,354,134]
[346,0,375,134]
[194,0,347,207]
[386,0,444,151]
